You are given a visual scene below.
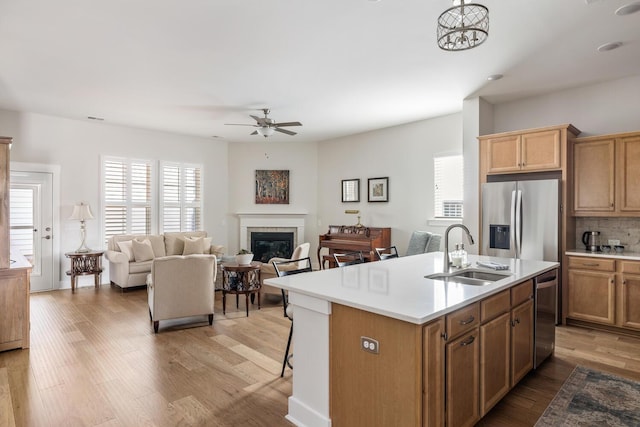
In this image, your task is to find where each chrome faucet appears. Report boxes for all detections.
[444,224,475,271]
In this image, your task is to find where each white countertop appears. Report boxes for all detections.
[566,249,640,261]
[264,252,558,325]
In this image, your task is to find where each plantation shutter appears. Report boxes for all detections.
[160,163,202,232]
[103,158,153,244]
[434,155,464,218]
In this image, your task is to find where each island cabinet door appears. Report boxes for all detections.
[511,299,534,386]
[479,312,511,416]
[329,304,422,427]
[423,318,445,427]
[445,328,480,427]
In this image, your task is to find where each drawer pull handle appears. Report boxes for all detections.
[460,335,475,346]
[459,315,475,325]
[582,263,599,267]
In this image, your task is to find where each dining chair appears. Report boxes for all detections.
[272,256,313,377]
[375,246,399,260]
[333,251,365,267]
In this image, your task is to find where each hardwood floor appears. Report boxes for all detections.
[1,285,640,426]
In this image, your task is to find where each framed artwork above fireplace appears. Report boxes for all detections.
[255,170,289,204]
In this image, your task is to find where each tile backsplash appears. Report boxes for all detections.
[576,218,640,252]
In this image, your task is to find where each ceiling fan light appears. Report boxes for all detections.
[256,126,275,137]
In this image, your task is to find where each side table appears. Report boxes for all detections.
[65,250,104,292]
[220,261,262,316]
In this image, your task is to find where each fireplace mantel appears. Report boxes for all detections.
[238,213,306,251]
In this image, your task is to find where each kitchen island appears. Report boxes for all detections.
[265,252,558,427]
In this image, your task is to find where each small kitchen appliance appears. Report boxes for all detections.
[582,231,601,252]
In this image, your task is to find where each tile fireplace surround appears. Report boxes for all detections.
[238,213,306,252]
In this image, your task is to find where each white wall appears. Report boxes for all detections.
[227,141,318,256]
[316,113,463,256]
[492,75,640,136]
[0,109,228,288]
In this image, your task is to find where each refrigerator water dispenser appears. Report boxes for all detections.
[489,224,510,250]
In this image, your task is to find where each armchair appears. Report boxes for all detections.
[260,242,310,298]
[147,254,217,333]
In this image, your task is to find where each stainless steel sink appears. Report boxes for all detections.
[426,268,511,286]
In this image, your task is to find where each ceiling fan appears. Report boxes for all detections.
[225,108,302,137]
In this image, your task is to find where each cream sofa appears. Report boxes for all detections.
[105,231,222,289]
[147,254,217,333]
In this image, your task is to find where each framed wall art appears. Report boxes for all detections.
[255,170,289,204]
[368,177,389,202]
[341,178,360,202]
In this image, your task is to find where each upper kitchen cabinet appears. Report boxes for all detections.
[573,131,640,216]
[479,124,580,176]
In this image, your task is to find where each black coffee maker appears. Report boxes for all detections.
[582,231,601,252]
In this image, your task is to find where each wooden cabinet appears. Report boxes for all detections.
[618,261,640,330]
[567,258,615,325]
[566,256,640,333]
[510,299,534,386]
[573,138,615,213]
[445,303,480,427]
[481,128,563,174]
[446,328,480,427]
[616,135,640,213]
[573,132,640,216]
[480,312,510,415]
[423,318,445,427]
[0,261,31,352]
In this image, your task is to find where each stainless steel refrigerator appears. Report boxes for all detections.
[481,178,560,368]
[481,178,559,262]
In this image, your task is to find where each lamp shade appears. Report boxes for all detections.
[69,202,94,221]
[257,126,275,137]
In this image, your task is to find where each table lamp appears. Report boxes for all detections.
[69,202,94,253]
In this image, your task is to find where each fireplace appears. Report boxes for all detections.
[251,232,294,263]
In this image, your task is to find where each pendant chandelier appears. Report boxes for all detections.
[437,0,489,51]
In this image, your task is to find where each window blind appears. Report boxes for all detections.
[434,155,464,218]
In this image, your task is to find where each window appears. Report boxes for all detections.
[434,155,463,218]
[160,162,202,232]
[102,157,154,244]
[9,186,35,264]
[101,158,203,244]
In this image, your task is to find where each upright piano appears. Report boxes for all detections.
[318,225,391,269]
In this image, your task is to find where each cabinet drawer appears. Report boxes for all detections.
[620,261,640,275]
[568,256,615,272]
[481,290,510,322]
[511,280,533,307]
[446,302,480,339]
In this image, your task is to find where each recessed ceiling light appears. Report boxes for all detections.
[615,2,640,15]
[597,42,622,52]
[487,74,503,81]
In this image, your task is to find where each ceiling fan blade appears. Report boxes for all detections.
[275,127,297,136]
[274,121,302,127]
[225,123,258,127]
[250,130,258,135]
[250,115,267,126]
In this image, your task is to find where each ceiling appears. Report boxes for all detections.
[0,0,638,143]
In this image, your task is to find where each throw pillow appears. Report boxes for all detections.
[203,237,212,254]
[132,239,155,262]
[117,240,134,261]
[210,245,225,257]
[183,236,205,255]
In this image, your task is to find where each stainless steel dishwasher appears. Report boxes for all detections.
[534,268,558,368]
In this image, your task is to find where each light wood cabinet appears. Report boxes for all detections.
[573,132,640,216]
[573,138,615,213]
[510,299,534,386]
[482,129,562,174]
[618,261,640,331]
[446,328,480,427]
[567,257,640,334]
[423,318,445,427]
[480,312,510,416]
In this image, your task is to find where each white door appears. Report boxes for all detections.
[10,171,54,292]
